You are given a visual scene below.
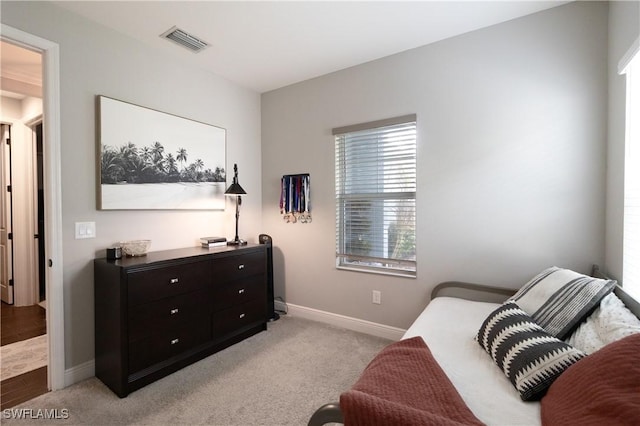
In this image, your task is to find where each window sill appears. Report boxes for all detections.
[336,264,416,279]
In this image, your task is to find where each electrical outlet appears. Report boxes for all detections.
[372,290,381,305]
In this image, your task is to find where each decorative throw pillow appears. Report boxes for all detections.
[477,302,586,401]
[509,266,616,339]
[566,292,640,354]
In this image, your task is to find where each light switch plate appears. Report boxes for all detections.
[75,222,96,239]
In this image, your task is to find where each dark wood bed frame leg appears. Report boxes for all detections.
[308,402,343,426]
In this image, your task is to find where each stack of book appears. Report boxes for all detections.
[201,236,227,248]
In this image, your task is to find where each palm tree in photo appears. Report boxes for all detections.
[148,141,165,179]
[140,146,153,165]
[193,158,205,181]
[119,142,139,182]
[184,163,197,182]
[212,166,226,182]
[129,155,156,183]
[176,148,188,171]
[101,145,125,183]
[165,153,179,181]
[119,142,138,165]
[151,141,165,164]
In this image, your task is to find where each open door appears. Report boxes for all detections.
[1,123,14,304]
[35,121,46,304]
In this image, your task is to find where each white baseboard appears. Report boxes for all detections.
[64,359,95,387]
[275,300,405,341]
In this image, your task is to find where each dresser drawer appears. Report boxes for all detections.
[128,261,211,306]
[213,276,265,311]
[212,298,266,337]
[129,317,211,373]
[129,289,211,342]
[213,251,265,282]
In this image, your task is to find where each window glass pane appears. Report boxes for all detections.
[335,117,416,276]
[624,55,640,299]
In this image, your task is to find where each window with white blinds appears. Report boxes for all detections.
[621,40,640,300]
[333,115,417,277]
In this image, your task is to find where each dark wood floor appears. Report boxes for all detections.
[1,303,47,346]
[1,302,49,409]
[0,367,48,410]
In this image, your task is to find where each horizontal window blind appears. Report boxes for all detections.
[335,116,416,276]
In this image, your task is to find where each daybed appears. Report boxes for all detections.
[309,265,640,425]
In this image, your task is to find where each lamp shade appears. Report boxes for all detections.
[224,182,246,195]
[224,163,246,195]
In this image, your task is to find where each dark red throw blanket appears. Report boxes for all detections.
[541,333,640,425]
[340,336,484,426]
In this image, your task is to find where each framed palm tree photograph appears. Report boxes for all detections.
[97,96,226,210]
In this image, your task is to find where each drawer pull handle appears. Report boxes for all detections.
[238,289,245,294]
[171,338,180,345]
[238,264,245,270]
[239,313,245,319]
[169,278,179,284]
[170,308,179,315]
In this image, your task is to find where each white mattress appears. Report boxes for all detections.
[403,297,541,426]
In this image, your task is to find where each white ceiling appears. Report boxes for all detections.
[43,1,566,93]
[0,40,43,99]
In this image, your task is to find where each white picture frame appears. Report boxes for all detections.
[97,96,226,210]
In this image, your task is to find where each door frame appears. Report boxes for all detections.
[1,24,65,391]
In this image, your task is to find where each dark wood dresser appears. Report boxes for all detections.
[94,244,267,397]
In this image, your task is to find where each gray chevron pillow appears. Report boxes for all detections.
[477,302,586,401]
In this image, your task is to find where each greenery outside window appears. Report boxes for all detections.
[334,115,417,277]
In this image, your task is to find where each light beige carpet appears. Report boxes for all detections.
[1,334,48,381]
[3,316,391,425]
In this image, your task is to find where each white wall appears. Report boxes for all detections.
[262,2,608,329]
[1,2,262,368]
[605,1,640,281]
[0,95,42,306]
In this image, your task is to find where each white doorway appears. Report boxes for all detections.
[0,65,43,308]
[1,24,65,392]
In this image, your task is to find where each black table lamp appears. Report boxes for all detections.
[225,163,247,246]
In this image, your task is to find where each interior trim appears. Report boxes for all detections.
[1,24,65,391]
[275,301,405,341]
[618,35,639,74]
[332,114,417,135]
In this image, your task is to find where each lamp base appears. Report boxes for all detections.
[227,238,247,246]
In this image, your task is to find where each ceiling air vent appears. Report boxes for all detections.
[160,26,209,53]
